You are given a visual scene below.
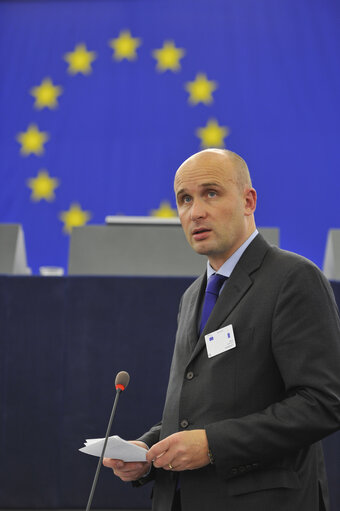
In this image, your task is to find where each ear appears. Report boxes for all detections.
[244,188,257,215]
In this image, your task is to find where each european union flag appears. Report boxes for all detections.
[0,0,339,273]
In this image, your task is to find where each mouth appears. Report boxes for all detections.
[192,227,212,241]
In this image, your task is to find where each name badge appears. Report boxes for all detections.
[205,325,236,358]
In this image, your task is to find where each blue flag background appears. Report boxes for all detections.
[0,0,339,274]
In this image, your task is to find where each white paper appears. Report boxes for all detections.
[79,435,147,462]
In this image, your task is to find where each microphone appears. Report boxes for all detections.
[115,370,130,392]
[85,371,130,511]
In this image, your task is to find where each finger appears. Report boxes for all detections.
[103,458,124,470]
[152,451,175,469]
[163,462,175,471]
[116,462,147,474]
[116,465,150,481]
[130,440,149,450]
[103,459,147,474]
[120,475,136,482]
[162,458,186,472]
[146,438,171,463]
[119,472,144,482]
[115,468,141,478]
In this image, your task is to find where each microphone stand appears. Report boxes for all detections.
[85,388,122,511]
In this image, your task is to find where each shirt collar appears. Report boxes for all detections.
[207,229,258,279]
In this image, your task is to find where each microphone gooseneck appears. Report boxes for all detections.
[85,370,130,511]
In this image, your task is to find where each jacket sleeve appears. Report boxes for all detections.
[137,421,162,449]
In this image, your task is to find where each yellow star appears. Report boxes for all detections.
[108,30,142,61]
[27,170,60,202]
[196,119,230,148]
[59,203,92,234]
[185,73,218,105]
[64,43,97,75]
[152,41,186,72]
[16,124,49,156]
[150,201,178,218]
[30,78,63,109]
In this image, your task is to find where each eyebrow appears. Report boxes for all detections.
[176,182,223,199]
[199,182,223,189]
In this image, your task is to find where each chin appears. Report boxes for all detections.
[191,242,211,256]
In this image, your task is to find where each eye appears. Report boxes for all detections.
[207,190,217,198]
[182,195,192,204]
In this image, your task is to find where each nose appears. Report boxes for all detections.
[190,198,207,221]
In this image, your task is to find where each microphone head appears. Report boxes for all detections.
[115,371,130,391]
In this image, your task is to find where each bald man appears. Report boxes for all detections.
[104,149,340,511]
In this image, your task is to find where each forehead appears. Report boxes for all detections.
[174,153,236,192]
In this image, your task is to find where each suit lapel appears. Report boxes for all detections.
[184,273,206,350]
[188,234,270,362]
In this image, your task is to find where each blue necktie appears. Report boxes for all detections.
[199,274,227,335]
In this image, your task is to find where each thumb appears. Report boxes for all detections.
[146,437,170,463]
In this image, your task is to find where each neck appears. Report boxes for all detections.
[208,227,257,271]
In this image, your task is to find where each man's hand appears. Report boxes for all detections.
[103,441,151,482]
[146,430,210,471]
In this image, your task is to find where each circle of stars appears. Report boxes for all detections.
[16,29,230,232]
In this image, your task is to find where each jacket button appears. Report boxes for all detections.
[252,462,259,469]
[180,419,189,428]
[186,371,194,380]
[231,468,238,475]
[239,465,246,473]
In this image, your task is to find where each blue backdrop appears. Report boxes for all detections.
[0,0,339,274]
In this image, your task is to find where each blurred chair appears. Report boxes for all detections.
[0,223,31,275]
[323,229,340,281]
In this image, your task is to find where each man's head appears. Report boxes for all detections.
[174,148,257,271]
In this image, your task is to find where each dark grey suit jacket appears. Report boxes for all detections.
[139,234,340,511]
